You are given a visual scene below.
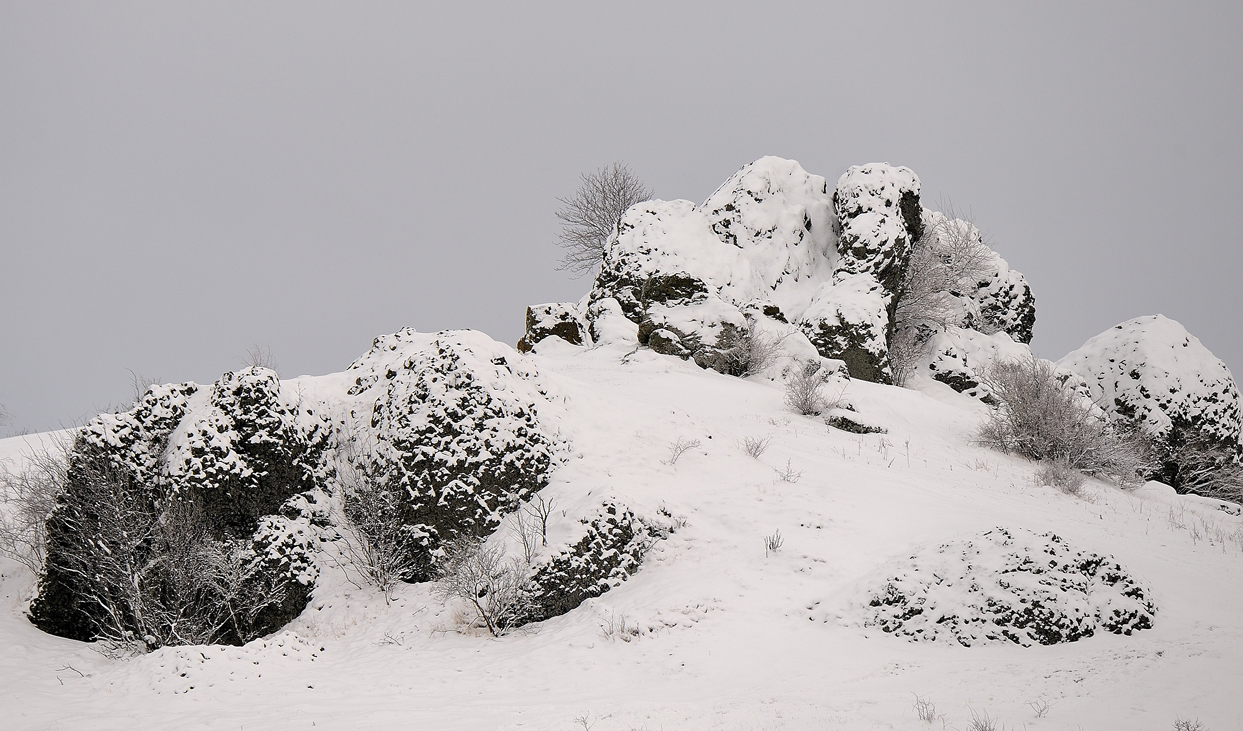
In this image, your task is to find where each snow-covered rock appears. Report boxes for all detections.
[971,251,1036,344]
[848,527,1157,647]
[523,500,665,624]
[345,328,566,580]
[1059,315,1242,450]
[699,156,837,319]
[517,302,587,353]
[801,273,893,383]
[29,368,328,646]
[921,327,1032,403]
[832,163,923,297]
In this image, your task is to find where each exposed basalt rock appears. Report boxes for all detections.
[971,256,1037,344]
[517,303,587,353]
[1059,315,1242,490]
[346,329,565,581]
[852,527,1156,647]
[801,274,893,383]
[825,408,887,434]
[29,370,327,647]
[523,501,664,624]
[832,163,923,301]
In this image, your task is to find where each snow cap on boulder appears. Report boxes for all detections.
[1058,315,1242,449]
[700,156,837,318]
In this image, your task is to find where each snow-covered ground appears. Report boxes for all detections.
[2,339,1241,730]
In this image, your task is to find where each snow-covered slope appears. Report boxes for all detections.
[2,335,1240,730]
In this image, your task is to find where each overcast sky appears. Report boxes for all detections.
[2,1,1240,434]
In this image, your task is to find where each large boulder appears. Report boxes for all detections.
[699,156,837,318]
[1059,315,1242,487]
[832,163,924,300]
[29,370,328,647]
[345,328,566,581]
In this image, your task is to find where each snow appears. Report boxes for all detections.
[3,335,1242,729]
[1059,314,1242,445]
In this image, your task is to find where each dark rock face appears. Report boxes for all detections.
[972,264,1037,344]
[517,303,586,353]
[860,527,1157,647]
[523,501,662,624]
[801,275,893,383]
[29,371,326,647]
[346,329,564,581]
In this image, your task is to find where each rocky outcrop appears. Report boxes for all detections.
[29,369,329,647]
[801,274,892,383]
[523,501,664,624]
[346,328,566,581]
[1059,315,1242,488]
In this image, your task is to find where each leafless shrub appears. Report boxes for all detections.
[742,318,791,377]
[53,459,287,651]
[556,162,653,276]
[764,530,784,556]
[890,207,997,384]
[525,495,556,547]
[967,709,1002,731]
[600,611,642,642]
[243,344,279,374]
[774,459,802,483]
[511,509,540,565]
[1036,457,1086,497]
[741,436,771,459]
[976,354,1148,485]
[1173,719,1206,731]
[1166,435,1243,504]
[784,360,835,416]
[125,370,162,406]
[337,462,426,602]
[1027,698,1052,719]
[666,437,701,465]
[434,538,533,637]
[0,440,69,574]
[913,694,938,723]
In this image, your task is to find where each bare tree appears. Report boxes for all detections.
[889,207,996,385]
[337,461,427,602]
[555,162,653,276]
[0,438,69,574]
[434,538,533,637]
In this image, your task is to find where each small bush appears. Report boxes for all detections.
[741,436,771,459]
[764,530,784,556]
[784,361,835,416]
[338,462,428,602]
[1173,719,1206,731]
[434,538,533,637]
[977,355,1148,485]
[666,437,701,465]
[1035,457,1086,497]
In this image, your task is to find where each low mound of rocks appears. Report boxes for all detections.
[850,527,1156,647]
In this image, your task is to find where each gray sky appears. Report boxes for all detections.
[2,1,1240,434]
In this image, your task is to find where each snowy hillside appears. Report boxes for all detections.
[2,335,1241,730]
[1,156,1240,730]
